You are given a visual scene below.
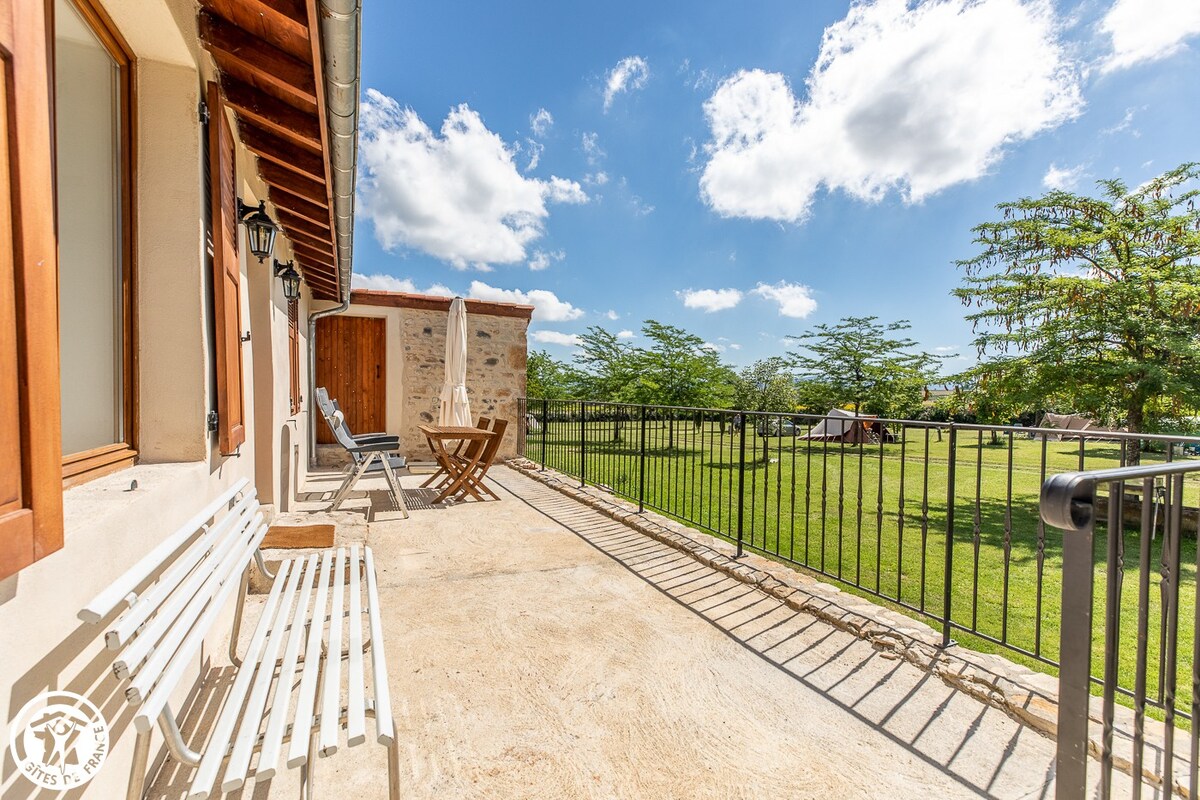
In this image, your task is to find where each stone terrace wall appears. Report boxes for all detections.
[399,306,528,458]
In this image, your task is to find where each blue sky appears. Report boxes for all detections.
[352,0,1200,370]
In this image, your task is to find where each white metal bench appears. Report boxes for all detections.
[78,478,398,800]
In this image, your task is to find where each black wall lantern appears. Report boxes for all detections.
[274,259,303,301]
[236,199,278,262]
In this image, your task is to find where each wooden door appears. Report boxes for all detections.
[315,316,386,444]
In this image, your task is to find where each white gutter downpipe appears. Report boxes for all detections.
[308,0,361,461]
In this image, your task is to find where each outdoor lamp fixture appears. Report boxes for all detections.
[236,199,278,262]
[274,259,303,301]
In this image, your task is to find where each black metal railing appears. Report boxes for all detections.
[1043,461,1200,798]
[518,399,1200,727]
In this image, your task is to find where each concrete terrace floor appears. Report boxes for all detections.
[151,464,1140,800]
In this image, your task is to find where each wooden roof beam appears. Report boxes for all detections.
[281,223,333,255]
[292,240,336,268]
[238,123,325,184]
[200,12,316,107]
[222,78,321,152]
[272,194,331,231]
[257,159,326,206]
[200,0,308,45]
[297,267,338,292]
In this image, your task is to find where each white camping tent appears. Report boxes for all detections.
[798,408,876,443]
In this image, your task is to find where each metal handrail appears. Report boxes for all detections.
[1041,461,1200,532]
[550,399,1200,445]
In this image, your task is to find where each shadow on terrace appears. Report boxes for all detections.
[140,463,1142,799]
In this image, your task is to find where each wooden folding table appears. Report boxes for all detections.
[418,425,498,503]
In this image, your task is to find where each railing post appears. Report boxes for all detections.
[736,415,746,559]
[579,400,586,488]
[638,405,647,513]
[540,398,548,471]
[1048,477,1099,800]
[942,423,956,648]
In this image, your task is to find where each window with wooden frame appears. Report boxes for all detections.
[54,0,137,485]
[288,298,301,415]
[1,0,66,580]
[207,82,247,455]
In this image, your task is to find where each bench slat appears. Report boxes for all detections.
[221,552,307,792]
[80,478,249,623]
[186,559,295,800]
[109,495,258,652]
[124,509,263,694]
[288,548,333,768]
[364,546,395,746]
[347,544,366,747]
[134,520,268,731]
[257,552,320,780]
[319,547,347,757]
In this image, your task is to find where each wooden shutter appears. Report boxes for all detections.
[207,82,246,455]
[0,0,64,580]
[288,298,300,415]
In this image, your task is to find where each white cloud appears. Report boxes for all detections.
[358,90,587,270]
[729,343,742,351]
[603,56,650,111]
[530,108,554,137]
[530,330,581,347]
[352,273,454,297]
[700,0,1082,222]
[1101,107,1140,136]
[616,329,635,339]
[1043,162,1086,190]
[677,288,744,313]
[582,132,605,165]
[467,280,583,322]
[523,139,544,171]
[605,310,620,320]
[528,249,565,271]
[630,196,655,216]
[934,345,958,353]
[1100,0,1200,73]
[584,171,610,187]
[702,341,726,353]
[751,281,818,318]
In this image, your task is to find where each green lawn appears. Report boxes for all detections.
[524,414,1200,721]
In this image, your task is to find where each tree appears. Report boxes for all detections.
[572,327,639,402]
[951,365,1029,443]
[788,316,938,418]
[954,163,1200,462]
[635,321,734,448]
[572,326,640,441]
[732,357,798,461]
[526,350,575,400]
[733,357,797,412]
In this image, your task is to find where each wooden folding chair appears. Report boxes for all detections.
[447,418,508,501]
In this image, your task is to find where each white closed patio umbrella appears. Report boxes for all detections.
[438,297,473,426]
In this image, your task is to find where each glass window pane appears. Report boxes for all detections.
[55,0,124,455]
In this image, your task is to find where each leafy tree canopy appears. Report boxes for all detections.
[788,316,939,418]
[571,326,640,402]
[732,357,798,413]
[953,162,1200,441]
[526,350,576,400]
[632,320,734,409]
